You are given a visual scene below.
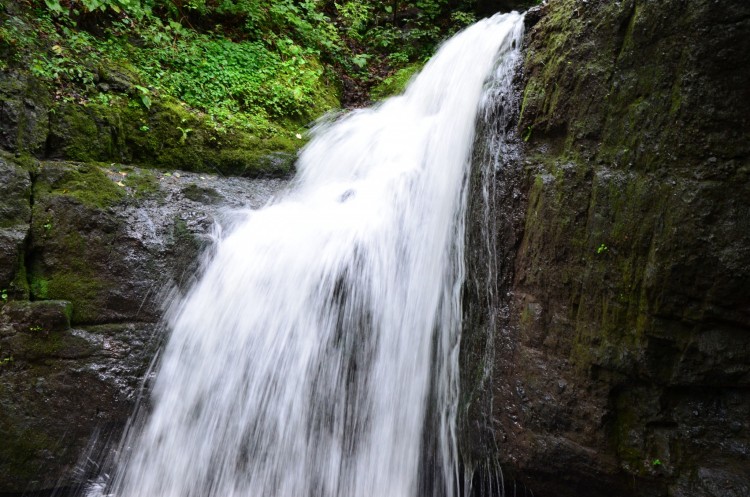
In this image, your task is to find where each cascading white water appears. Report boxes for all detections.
[100,12,524,497]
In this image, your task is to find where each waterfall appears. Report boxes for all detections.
[94,12,524,497]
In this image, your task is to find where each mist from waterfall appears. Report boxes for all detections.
[94,12,524,497]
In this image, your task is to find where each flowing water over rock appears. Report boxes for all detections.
[91,13,524,497]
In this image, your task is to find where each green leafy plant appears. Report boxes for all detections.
[450,11,477,30]
[596,243,608,254]
[43,0,65,15]
[29,325,44,333]
[652,459,662,467]
[45,0,152,18]
[336,1,372,42]
[133,85,152,110]
[1,288,7,302]
[176,126,192,144]
[351,53,369,69]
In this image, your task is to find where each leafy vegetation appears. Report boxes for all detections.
[0,0,513,144]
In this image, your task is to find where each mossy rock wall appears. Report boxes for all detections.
[0,155,287,493]
[0,68,314,178]
[45,98,301,177]
[0,152,31,302]
[461,1,750,496]
[0,71,51,156]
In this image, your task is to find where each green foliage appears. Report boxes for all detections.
[336,1,372,42]
[450,10,477,28]
[15,1,346,133]
[354,0,478,64]
[133,85,152,109]
[138,35,324,123]
[43,0,152,18]
[1,288,7,302]
[3,0,486,142]
[176,126,192,144]
[596,243,608,254]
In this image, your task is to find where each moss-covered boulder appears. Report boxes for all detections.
[0,67,305,177]
[461,1,750,496]
[44,96,302,177]
[0,53,313,178]
[1,3,341,177]
[0,155,287,493]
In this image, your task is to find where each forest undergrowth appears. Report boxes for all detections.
[0,0,499,140]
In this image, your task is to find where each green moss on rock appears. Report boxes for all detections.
[0,70,51,155]
[48,102,120,162]
[181,183,221,204]
[45,95,305,176]
[120,167,160,197]
[9,250,29,299]
[479,2,750,495]
[44,272,102,323]
[34,163,125,208]
[370,63,423,100]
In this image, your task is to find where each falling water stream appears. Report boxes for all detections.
[93,13,524,497]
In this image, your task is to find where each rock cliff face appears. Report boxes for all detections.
[461,1,750,496]
[0,153,284,494]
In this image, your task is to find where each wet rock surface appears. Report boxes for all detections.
[0,154,31,302]
[0,71,50,156]
[461,1,750,496]
[0,155,286,494]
